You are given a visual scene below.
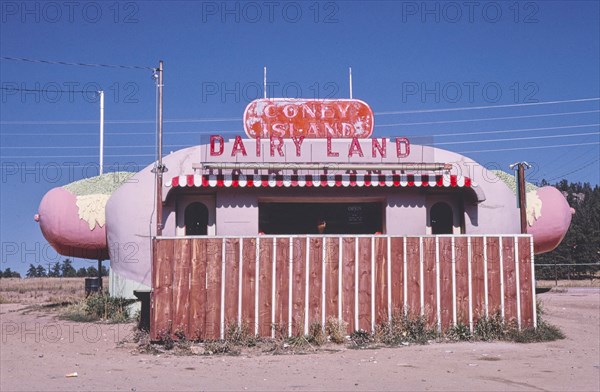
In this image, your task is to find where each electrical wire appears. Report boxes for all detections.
[0,56,155,71]
[3,139,599,159]
[2,101,598,126]
[547,159,600,181]
[0,87,90,94]
[0,119,240,125]
[0,153,155,159]
[435,132,599,146]
[375,98,600,115]
[2,123,598,138]
[2,130,598,150]
[429,124,599,138]
[458,141,600,154]
[376,110,600,127]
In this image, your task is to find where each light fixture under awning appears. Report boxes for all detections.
[165,173,475,189]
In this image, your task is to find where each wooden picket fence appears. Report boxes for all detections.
[150,235,536,341]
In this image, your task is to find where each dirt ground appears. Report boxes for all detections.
[1,288,599,392]
[0,278,108,305]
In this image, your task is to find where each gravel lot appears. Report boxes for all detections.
[1,288,598,391]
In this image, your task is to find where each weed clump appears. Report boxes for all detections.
[350,329,374,348]
[204,340,234,355]
[506,320,565,343]
[61,293,133,323]
[307,321,326,346]
[474,313,506,341]
[325,317,348,344]
[445,321,472,341]
[225,321,257,347]
[375,311,435,345]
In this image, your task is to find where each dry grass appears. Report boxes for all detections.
[0,277,107,304]
[536,278,600,288]
[325,317,348,344]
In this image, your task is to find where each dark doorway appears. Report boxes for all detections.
[185,202,209,235]
[430,202,453,234]
[259,202,383,235]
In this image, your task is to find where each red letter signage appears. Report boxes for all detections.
[243,98,374,139]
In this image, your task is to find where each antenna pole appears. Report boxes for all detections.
[264,66,267,99]
[510,162,531,234]
[349,67,353,99]
[98,90,104,175]
[155,60,165,236]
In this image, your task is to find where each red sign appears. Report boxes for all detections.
[243,99,374,139]
[208,135,410,158]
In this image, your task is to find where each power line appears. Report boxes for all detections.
[0,130,240,136]
[539,145,600,173]
[0,143,193,150]
[3,130,598,150]
[430,124,599,138]
[0,87,90,94]
[548,159,600,181]
[0,153,155,159]
[0,119,240,125]
[458,141,600,154]
[436,132,600,146]
[4,123,598,138]
[0,56,155,71]
[0,164,147,170]
[375,97,600,115]
[377,110,600,127]
[2,104,599,127]
[3,135,599,158]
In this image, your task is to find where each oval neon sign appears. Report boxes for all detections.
[243,98,374,139]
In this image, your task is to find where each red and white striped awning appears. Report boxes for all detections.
[165,174,473,188]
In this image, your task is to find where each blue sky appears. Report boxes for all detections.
[1,0,599,275]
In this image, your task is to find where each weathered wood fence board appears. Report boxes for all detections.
[150,235,536,341]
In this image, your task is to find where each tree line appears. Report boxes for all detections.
[536,180,600,279]
[0,259,108,279]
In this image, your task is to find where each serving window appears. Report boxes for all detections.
[176,195,216,236]
[258,202,383,235]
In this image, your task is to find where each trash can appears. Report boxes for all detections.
[134,290,151,331]
[84,277,102,296]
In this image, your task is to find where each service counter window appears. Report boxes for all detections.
[430,202,454,234]
[184,202,209,235]
[176,195,216,236]
[259,202,383,235]
[426,198,463,235]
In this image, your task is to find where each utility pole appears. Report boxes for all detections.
[510,162,531,234]
[98,90,104,175]
[349,67,353,99]
[152,60,166,236]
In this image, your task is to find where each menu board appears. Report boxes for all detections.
[347,205,364,225]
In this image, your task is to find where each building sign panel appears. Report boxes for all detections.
[243,98,374,139]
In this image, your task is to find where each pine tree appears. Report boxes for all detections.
[76,267,88,277]
[26,264,38,278]
[86,266,99,277]
[49,263,61,277]
[60,259,77,278]
[35,265,47,277]
[536,181,600,279]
